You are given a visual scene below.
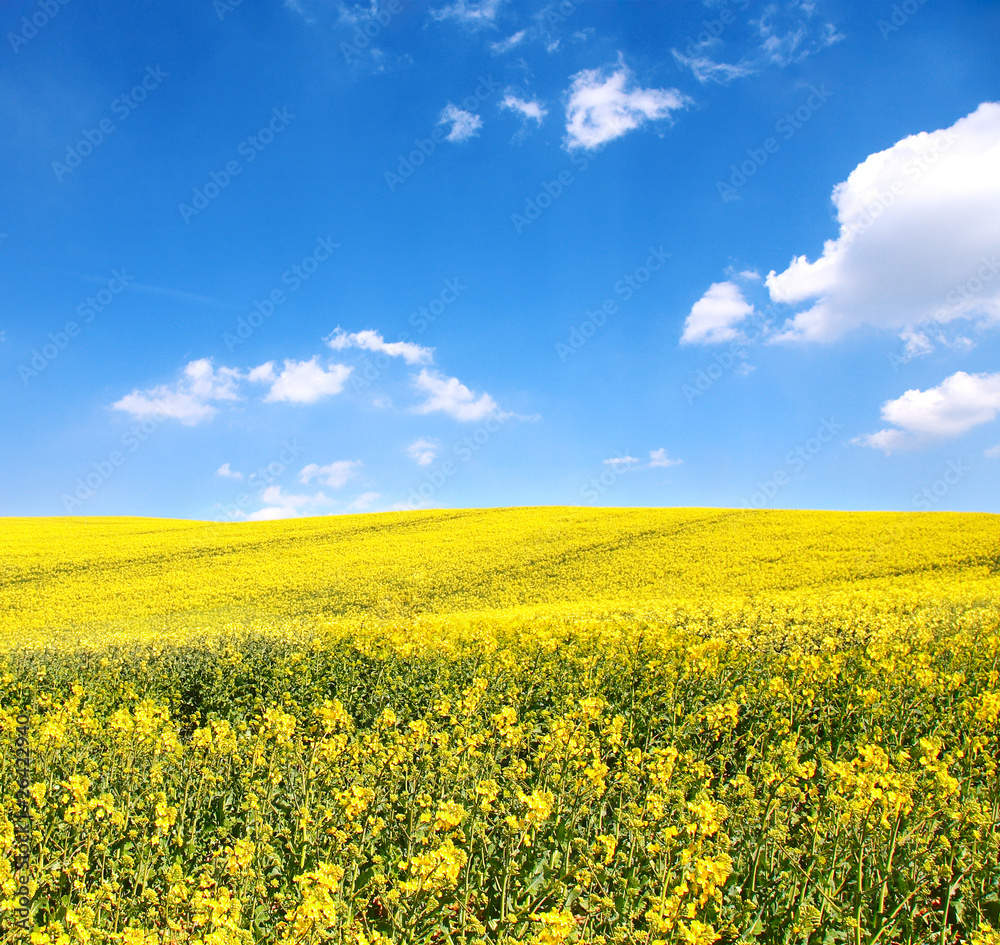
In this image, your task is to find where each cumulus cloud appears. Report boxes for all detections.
[217,463,242,480]
[563,61,689,150]
[438,104,483,142]
[500,94,547,124]
[407,438,439,466]
[854,371,1000,453]
[681,282,756,345]
[327,328,433,365]
[648,448,682,468]
[765,102,1000,342]
[113,359,241,425]
[248,357,353,403]
[411,369,501,421]
[298,460,363,488]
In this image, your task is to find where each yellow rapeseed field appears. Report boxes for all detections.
[1,508,999,945]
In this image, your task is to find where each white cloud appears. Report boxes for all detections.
[429,0,502,25]
[604,450,682,469]
[899,329,934,361]
[261,485,323,509]
[670,52,755,85]
[438,103,483,142]
[766,102,1000,342]
[247,505,300,521]
[672,2,841,85]
[754,6,843,67]
[407,438,439,466]
[648,448,682,468]
[240,484,337,521]
[347,491,381,511]
[298,460,362,488]
[411,369,501,421]
[243,485,337,520]
[854,371,1000,452]
[336,0,382,25]
[680,281,755,345]
[284,0,312,22]
[327,328,433,365]
[500,94,547,124]
[249,357,353,403]
[246,363,276,383]
[490,30,525,53]
[217,463,243,480]
[113,358,241,425]
[985,443,1000,459]
[564,61,689,150]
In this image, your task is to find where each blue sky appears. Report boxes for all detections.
[2,0,999,520]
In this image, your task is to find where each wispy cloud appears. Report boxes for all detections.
[670,51,755,85]
[129,281,234,308]
[604,449,682,470]
[327,327,433,364]
[438,103,484,142]
[347,491,381,511]
[298,460,363,488]
[500,94,547,124]
[430,0,503,27]
[490,29,525,53]
[672,0,843,85]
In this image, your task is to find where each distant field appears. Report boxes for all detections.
[2,507,999,646]
[1,509,999,944]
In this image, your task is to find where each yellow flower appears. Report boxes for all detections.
[399,839,466,894]
[678,920,719,945]
[433,801,466,832]
[531,909,576,945]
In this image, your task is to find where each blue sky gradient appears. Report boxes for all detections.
[2,0,999,519]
